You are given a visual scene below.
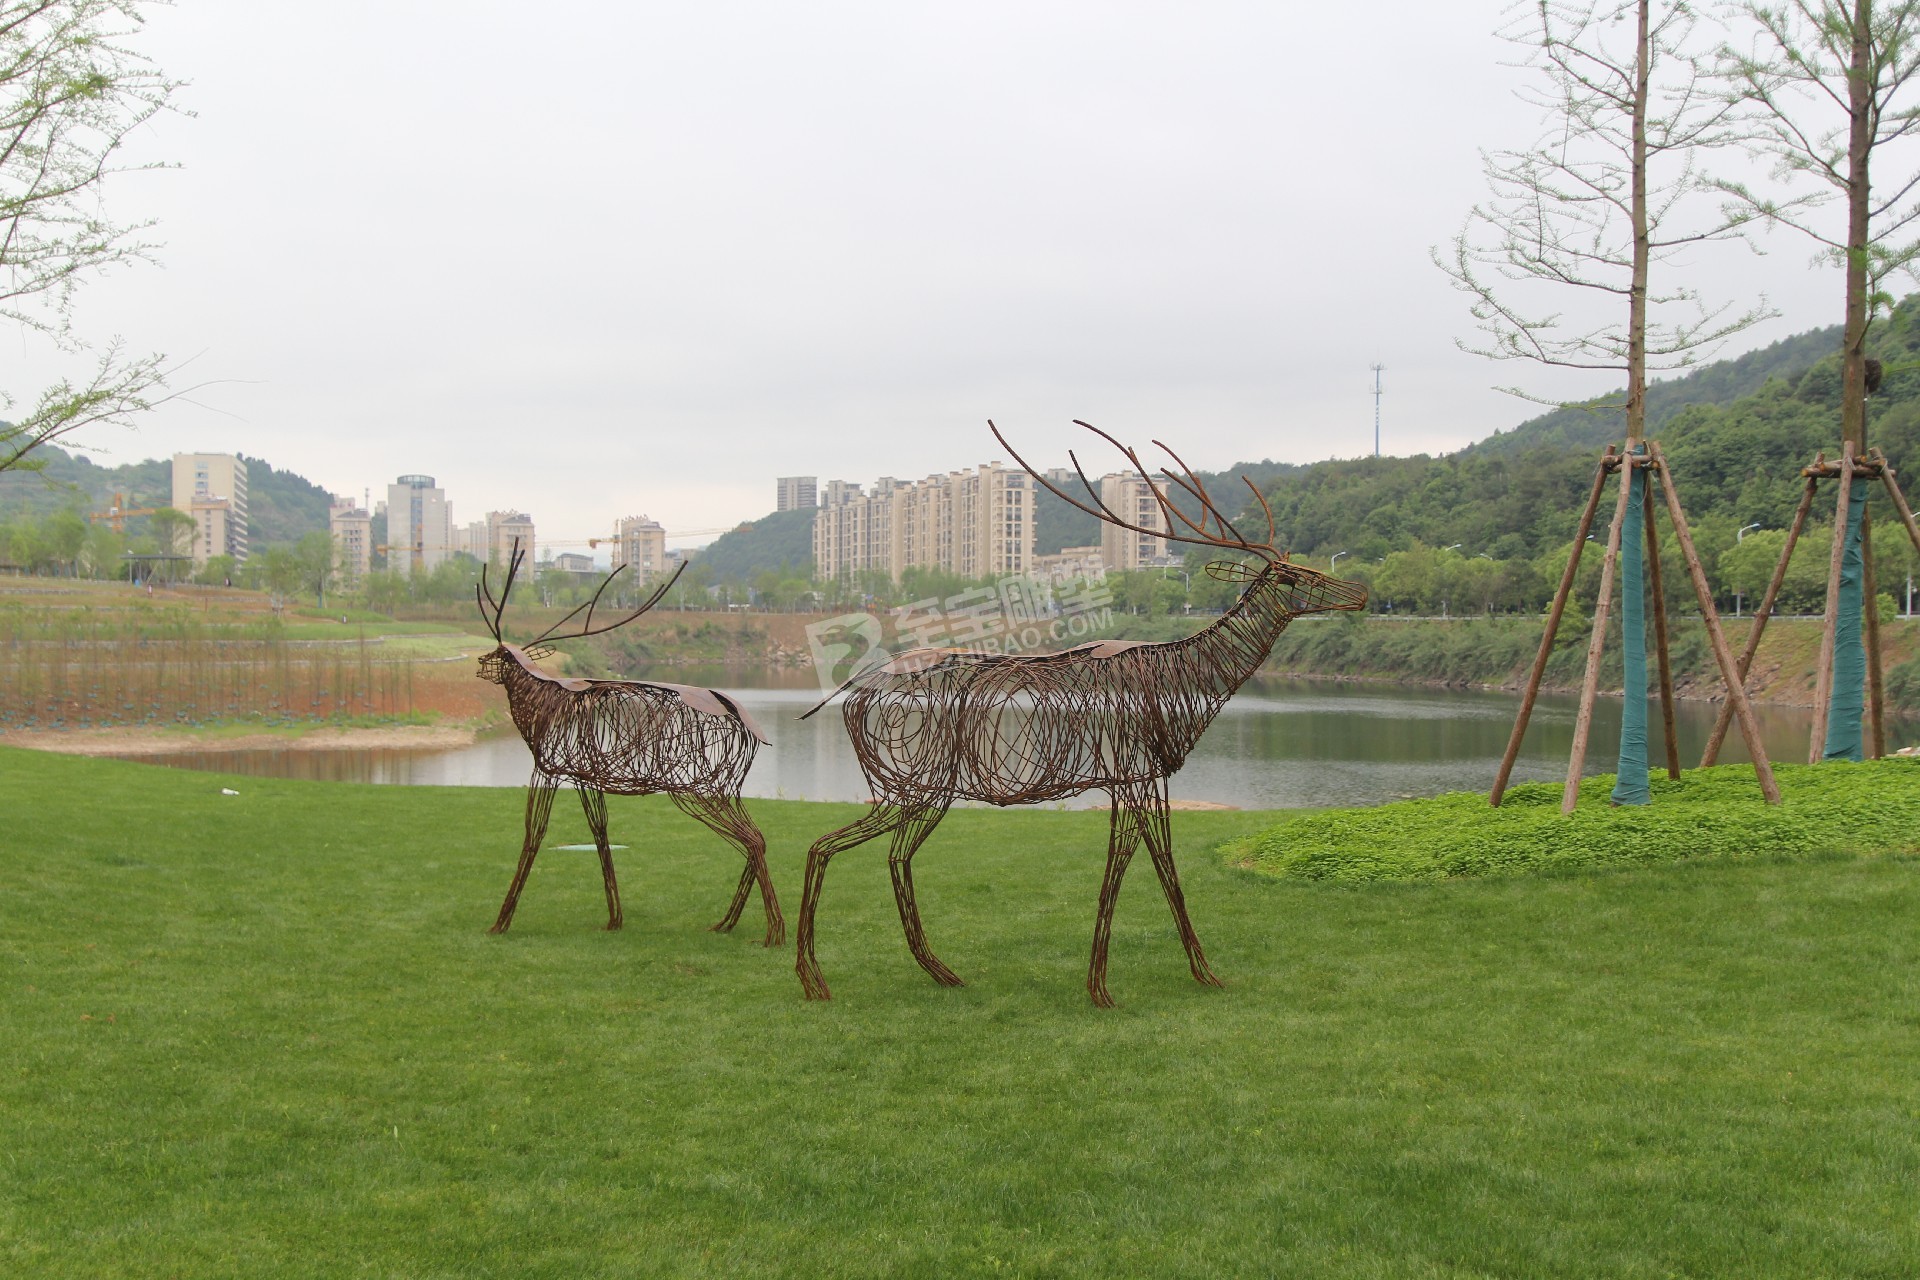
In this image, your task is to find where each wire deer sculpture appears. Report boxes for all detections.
[475,542,783,946]
[794,422,1367,1006]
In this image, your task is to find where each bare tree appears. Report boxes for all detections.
[0,1,182,475]
[1715,0,1920,451]
[1439,0,1770,437]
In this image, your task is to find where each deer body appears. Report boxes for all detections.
[492,645,764,793]
[841,567,1303,804]
[795,425,1365,1006]
[476,557,782,945]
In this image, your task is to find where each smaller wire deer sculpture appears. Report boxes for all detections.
[475,542,782,945]
[794,422,1367,1006]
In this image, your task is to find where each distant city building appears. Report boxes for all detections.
[813,463,1031,583]
[171,453,249,567]
[613,515,668,584]
[1097,473,1169,571]
[485,510,536,565]
[450,519,487,561]
[329,497,372,585]
[388,474,453,572]
[776,476,818,512]
[551,552,594,574]
[1034,544,1103,583]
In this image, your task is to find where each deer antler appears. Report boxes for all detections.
[989,420,1276,556]
[475,542,529,640]
[527,558,688,648]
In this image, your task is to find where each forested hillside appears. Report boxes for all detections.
[0,444,333,546]
[1246,296,1920,565]
[1465,322,1845,458]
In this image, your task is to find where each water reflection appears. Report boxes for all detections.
[120,669,1913,810]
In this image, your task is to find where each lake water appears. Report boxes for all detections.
[115,667,1913,809]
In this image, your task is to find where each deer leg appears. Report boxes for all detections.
[796,804,908,1001]
[490,771,559,934]
[577,786,622,931]
[1136,785,1220,989]
[887,804,960,988]
[1088,797,1144,1009]
[675,792,785,947]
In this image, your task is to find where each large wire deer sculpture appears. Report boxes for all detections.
[794,422,1367,1006]
[475,543,783,946]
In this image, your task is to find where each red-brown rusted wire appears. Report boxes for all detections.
[476,543,782,945]
[795,424,1366,1006]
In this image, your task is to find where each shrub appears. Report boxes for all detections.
[1228,760,1920,884]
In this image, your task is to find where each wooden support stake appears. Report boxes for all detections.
[1644,475,1681,779]
[1810,442,1854,763]
[1649,442,1780,804]
[1491,449,1615,806]
[1563,455,1635,815]
[1871,449,1920,559]
[1702,471,1820,766]
[1862,506,1885,759]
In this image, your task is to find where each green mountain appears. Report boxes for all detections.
[692,508,815,584]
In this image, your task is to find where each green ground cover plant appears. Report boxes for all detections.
[2,748,1916,1276]
[1234,760,1920,884]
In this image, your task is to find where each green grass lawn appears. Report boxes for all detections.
[2,748,1915,1278]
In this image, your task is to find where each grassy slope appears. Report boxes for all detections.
[2,749,1916,1277]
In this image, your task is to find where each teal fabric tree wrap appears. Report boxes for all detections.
[1823,490,1868,762]
[1610,452,1651,805]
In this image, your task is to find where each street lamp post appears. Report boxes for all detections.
[1737,522,1761,542]
[1329,551,1347,571]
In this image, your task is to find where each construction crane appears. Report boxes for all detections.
[87,493,160,533]
[540,524,752,551]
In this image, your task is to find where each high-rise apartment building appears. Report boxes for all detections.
[329,497,372,585]
[1097,473,1170,571]
[813,464,1031,583]
[171,453,249,567]
[613,515,667,584]
[388,475,452,572]
[775,476,818,512]
[485,510,536,565]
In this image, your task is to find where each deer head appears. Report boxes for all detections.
[474,538,686,683]
[990,420,1367,616]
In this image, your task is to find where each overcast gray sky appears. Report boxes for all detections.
[41,1,1853,551]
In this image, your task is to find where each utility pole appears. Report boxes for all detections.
[1370,363,1385,457]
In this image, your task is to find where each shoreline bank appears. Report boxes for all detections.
[0,722,484,757]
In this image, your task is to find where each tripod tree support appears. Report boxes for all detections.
[1647,442,1781,805]
[1491,443,1775,813]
